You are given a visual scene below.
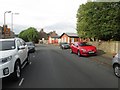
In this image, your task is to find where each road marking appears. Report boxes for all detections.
[33,55,35,57]
[21,62,27,69]
[29,62,32,65]
[19,78,24,86]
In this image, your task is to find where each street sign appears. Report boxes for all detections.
[3,25,10,36]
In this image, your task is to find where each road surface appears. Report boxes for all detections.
[2,44,119,89]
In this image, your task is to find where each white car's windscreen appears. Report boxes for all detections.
[0,40,15,51]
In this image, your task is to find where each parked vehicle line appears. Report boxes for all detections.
[19,78,24,86]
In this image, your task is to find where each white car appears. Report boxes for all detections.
[112,51,120,78]
[0,38,29,80]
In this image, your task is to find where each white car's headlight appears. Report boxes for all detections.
[0,56,12,63]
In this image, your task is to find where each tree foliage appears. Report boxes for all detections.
[76,2,120,41]
[19,27,39,43]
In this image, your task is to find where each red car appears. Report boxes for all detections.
[70,42,97,56]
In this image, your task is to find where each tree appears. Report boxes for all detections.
[19,27,39,43]
[76,2,120,41]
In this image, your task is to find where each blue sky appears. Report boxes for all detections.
[0,0,87,35]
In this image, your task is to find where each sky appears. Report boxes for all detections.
[0,0,87,35]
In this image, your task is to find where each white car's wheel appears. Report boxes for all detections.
[13,61,21,81]
[114,65,120,78]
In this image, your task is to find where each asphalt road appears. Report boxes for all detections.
[2,44,119,88]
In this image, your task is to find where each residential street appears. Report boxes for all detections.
[2,44,119,88]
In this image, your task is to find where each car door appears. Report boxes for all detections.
[17,40,24,63]
[71,43,75,53]
[74,43,79,54]
[72,43,77,53]
[19,39,28,62]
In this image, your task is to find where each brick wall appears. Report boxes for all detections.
[61,34,69,43]
[89,41,120,54]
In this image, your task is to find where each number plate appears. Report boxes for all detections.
[89,51,94,54]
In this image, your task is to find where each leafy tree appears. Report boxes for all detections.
[18,30,28,41]
[76,2,120,41]
[19,27,39,43]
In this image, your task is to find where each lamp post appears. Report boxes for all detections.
[11,13,19,32]
[3,11,11,38]
[4,11,11,25]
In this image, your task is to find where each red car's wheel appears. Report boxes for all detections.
[77,50,81,57]
[70,49,73,54]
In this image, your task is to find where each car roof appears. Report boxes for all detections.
[0,38,24,41]
[60,42,68,43]
[26,42,33,43]
[73,42,87,44]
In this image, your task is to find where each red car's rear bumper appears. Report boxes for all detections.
[81,51,97,56]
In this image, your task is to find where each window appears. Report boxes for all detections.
[71,38,74,43]
[74,43,78,47]
[79,42,91,46]
[0,40,15,51]
[19,39,26,46]
[17,40,22,47]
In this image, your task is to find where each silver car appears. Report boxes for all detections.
[26,42,35,53]
[112,51,120,78]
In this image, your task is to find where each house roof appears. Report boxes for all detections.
[48,31,58,36]
[51,36,60,38]
[60,33,79,38]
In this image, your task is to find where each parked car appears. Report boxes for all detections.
[26,42,35,53]
[0,38,29,81]
[70,42,97,56]
[59,42,70,49]
[112,51,120,78]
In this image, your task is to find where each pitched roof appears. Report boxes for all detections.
[51,35,60,38]
[66,33,78,37]
[48,31,58,37]
[60,33,79,38]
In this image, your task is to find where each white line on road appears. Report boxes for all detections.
[29,62,32,65]
[21,62,27,69]
[19,78,24,86]
[33,55,35,57]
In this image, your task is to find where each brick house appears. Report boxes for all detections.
[48,36,60,44]
[48,31,60,44]
[0,25,15,39]
[60,33,82,44]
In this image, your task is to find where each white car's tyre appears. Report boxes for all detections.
[13,61,21,81]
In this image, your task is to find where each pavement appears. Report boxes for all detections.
[96,50,113,67]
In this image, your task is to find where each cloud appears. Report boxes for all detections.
[11,24,30,34]
[0,0,87,35]
[0,21,77,35]
[44,22,77,35]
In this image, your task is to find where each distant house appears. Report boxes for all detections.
[60,33,82,44]
[39,29,48,40]
[0,26,3,39]
[0,25,15,39]
[48,31,60,44]
[48,36,60,44]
